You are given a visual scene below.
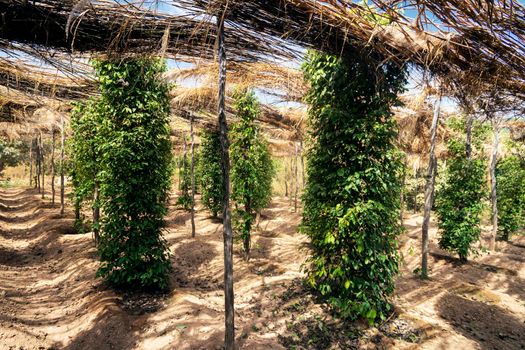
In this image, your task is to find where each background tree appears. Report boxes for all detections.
[435,117,487,261]
[230,89,274,258]
[198,128,225,218]
[301,50,406,324]
[93,58,173,290]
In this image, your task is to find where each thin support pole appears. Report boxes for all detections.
[60,115,65,216]
[489,119,500,250]
[190,114,196,238]
[40,132,45,199]
[421,93,442,279]
[29,137,33,188]
[51,128,56,205]
[217,10,235,350]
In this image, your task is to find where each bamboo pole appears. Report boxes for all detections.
[217,9,235,350]
[190,113,196,238]
[421,92,442,279]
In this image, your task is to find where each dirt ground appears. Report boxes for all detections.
[0,187,524,350]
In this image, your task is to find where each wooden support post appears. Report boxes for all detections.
[421,93,442,279]
[40,132,45,199]
[300,138,305,190]
[51,128,56,205]
[489,118,500,251]
[400,157,407,226]
[183,132,187,194]
[190,113,196,238]
[93,180,100,244]
[60,115,65,216]
[36,133,41,193]
[217,10,235,350]
[29,137,33,188]
[293,142,299,213]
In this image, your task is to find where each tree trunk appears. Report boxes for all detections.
[29,137,34,188]
[421,93,442,279]
[60,114,65,216]
[294,142,299,212]
[51,129,56,206]
[217,12,235,350]
[489,120,500,250]
[190,114,196,238]
[40,132,45,199]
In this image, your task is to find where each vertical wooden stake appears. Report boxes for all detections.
[37,133,41,193]
[51,128,56,205]
[294,142,299,212]
[421,92,441,279]
[217,9,235,350]
[29,137,33,188]
[190,114,196,238]
[40,132,45,199]
[300,138,305,190]
[489,119,500,251]
[183,132,187,195]
[60,115,65,216]
[93,180,100,244]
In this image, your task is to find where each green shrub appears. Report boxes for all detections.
[230,90,275,257]
[69,99,102,229]
[496,154,525,240]
[436,117,487,261]
[301,50,406,324]
[198,129,224,218]
[91,58,173,290]
[176,146,193,210]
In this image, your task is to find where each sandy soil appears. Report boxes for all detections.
[0,187,524,350]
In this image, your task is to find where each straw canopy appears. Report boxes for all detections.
[0,0,523,142]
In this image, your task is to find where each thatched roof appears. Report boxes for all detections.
[182,0,525,101]
[1,1,523,98]
[0,0,524,149]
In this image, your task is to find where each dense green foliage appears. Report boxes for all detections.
[496,153,525,240]
[436,118,487,261]
[70,58,173,290]
[230,90,274,257]
[198,129,224,217]
[176,148,193,210]
[301,50,406,323]
[0,139,22,175]
[69,100,102,228]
